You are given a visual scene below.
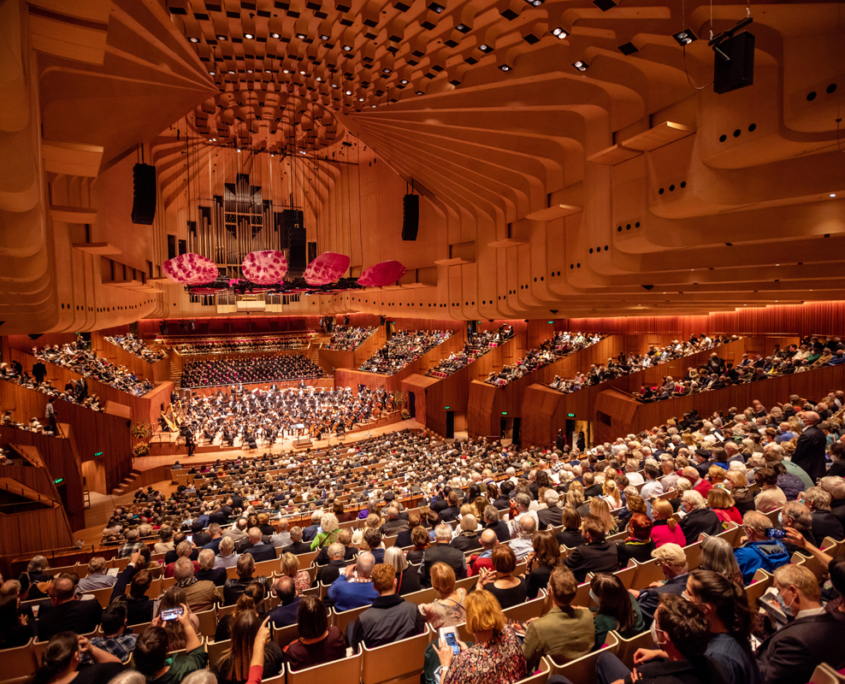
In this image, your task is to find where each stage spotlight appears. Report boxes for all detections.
[400,79,409,84]
[320,34,330,40]
[188,36,199,43]
[455,23,471,33]
[296,32,307,39]
[673,29,697,45]
[244,33,254,39]
[216,34,227,41]
[572,60,589,71]
[499,64,512,72]
[270,32,280,39]
[552,27,569,39]
[342,44,353,51]
[428,2,445,13]
[345,89,352,95]
[479,44,493,53]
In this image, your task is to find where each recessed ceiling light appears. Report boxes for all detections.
[416,90,424,95]
[572,60,588,71]
[358,97,364,101]
[265,69,272,73]
[246,69,253,73]
[320,34,330,40]
[316,76,323,82]
[345,90,352,95]
[331,83,339,88]
[371,104,376,108]
[382,68,392,74]
[216,34,227,41]
[208,71,216,75]
[283,69,290,74]
[237,148,242,152]
[400,79,409,85]
[342,44,353,51]
[831,193,837,198]
[300,70,306,75]
[499,64,511,72]
[479,44,493,53]
[455,23,470,33]
[244,33,254,39]
[228,70,235,74]
[188,37,199,43]
[552,27,569,39]
[428,2,445,12]
[296,33,307,39]
[270,32,280,39]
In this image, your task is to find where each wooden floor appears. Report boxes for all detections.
[75,418,425,547]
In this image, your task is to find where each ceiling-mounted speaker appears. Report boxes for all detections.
[713,31,755,94]
[402,194,419,241]
[131,163,157,225]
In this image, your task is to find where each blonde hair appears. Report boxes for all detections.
[774,564,820,601]
[590,497,614,533]
[279,552,299,577]
[652,499,678,532]
[707,487,735,510]
[465,589,506,634]
[603,480,622,507]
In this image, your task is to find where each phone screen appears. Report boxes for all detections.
[443,631,460,655]
[161,607,184,621]
[186,535,193,544]
[765,528,787,539]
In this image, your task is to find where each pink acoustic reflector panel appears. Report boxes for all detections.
[357,260,407,287]
[242,250,288,285]
[162,253,218,285]
[304,252,351,285]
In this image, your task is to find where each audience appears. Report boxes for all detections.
[325,325,376,351]
[487,331,602,387]
[34,342,153,396]
[360,330,453,375]
[31,632,122,684]
[104,333,167,363]
[427,327,514,378]
[474,545,527,610]
[212,613,282,684]
[589,573,645,650]
[733,511,790,584]
[282,597,347,670]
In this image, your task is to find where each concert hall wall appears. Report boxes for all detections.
[137,316,324,337]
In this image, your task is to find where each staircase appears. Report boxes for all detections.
[309,339,334,377]
[112,468,141,496]
[170,360,182,386]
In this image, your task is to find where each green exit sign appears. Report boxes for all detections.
[94,451,104,458]
[501,412,508,416]
[548,321,554,324]
[567,413,576,418]
[54,477,64,485]
[444,406,451,410]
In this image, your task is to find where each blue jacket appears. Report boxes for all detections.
[734,540,790,584]
[327,575,378,612]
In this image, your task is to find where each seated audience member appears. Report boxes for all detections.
[88,603,137,663]
[802,486,845,542]
[733,511,790,584]
[315,543,351,587]
[380,506,409,538]
[433,589,527,684]
[361,528,385,564]
[117,529,144,559]
[384,547,421,595]
[483,505,511,543]
[592,595,729,684]
[753,467,787,512]
[213,612,283,684]
[525,530,561,599]
[451,514,482,552]
[172,558,215,613]
[215,584,265,643]
[134,606,208,683]
[537,489,564,529]
[279,552,312,594]
[0,593,35,649]
[779,500,817,555]
[223,554,270,606]
[508,514,537,561]
[589,573,645,651]
[616,513,656,566]
[283,596,347,670]
[522,565,594,671]
[77,557,117,594]
[110,553,154,625]
[267,576,300,628]
[157,586,201,652]
[757,564,845,684]
[195,549,226,586]
[564,515,621,583]
[475,545,527,610]
[631,543,690,626]
[407,526,432,565]
[214,536,240,569]
[707,488,743,526]
[241,528,275,563]
[420,563,468,629]
[310,512,341,551]
[678,490,723,541]
[37,574,103,642]
[282,527,312,556]
[30,632,122,684]
[651,499,686,548]
[556,506,585,548]
[468,529,498,577]
[700,536,744,586]
[419,524,467,587]
[327,552,378,612]
[348,564,426,651]
[164,541,200,579]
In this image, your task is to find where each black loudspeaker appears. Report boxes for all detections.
[402,194,419,241]
[282,209,306,273]
[131,163,157,225]
[713,31,755,94]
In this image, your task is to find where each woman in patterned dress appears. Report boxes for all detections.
[433,589,527,684]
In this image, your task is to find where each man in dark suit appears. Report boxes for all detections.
[563,516,621,584]
[792,411,827,482]
[267,576,301,627]
[483,505,510,543]
[537,491,563,529]
[757,564,845,684]
[241,528,276,562]
[196,549,227,586]
[37,575,103,641]
[315,543,351,586]
[418,524,467,587]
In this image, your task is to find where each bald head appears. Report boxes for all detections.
[803,411,820,426]
[480,529,498,549]
[174,557,195,581]
[356,551,375,578]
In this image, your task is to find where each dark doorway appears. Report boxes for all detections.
[446,410,455,438]
[408,392,416,418]
[566,418,576,446]
[513,417,521,446]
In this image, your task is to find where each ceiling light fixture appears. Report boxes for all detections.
[246,68,254,73]
[283,69,290,74]
[345,89,352,95]
[831,193,837,198]
[358,97,365,101]
[382,68,392,74]
[479,44,493,53]
[342,44,353,51]
[300,70,307,75]
[244,33,254,39]
[296,32,307,39]
[320,34,330,40]
[216,34,227,41]
[188,36,199,43]
[400,79,409,84]
[270,32,280,39]
[208,71,216,75]
[552,27,568,39]
[331,83,339,88]
[428,2,445,13]
[499,64,512,72]
[228,69,235,74]
[416,90,424,95]
[673,29,697,46]
[237,148,242,152]
[572,60,589,71]
[455,23,470,33]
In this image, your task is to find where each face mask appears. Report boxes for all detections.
[778,512,783,527]
[650,620,665,647]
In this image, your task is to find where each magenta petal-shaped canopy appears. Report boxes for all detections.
[303,252,350,286]
[357,260,407,287]
[162,253,218,285]
[242,250,289,285]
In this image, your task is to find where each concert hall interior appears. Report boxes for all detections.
[2,0,845,683]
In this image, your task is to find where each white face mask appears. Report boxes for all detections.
[650,620,665,647]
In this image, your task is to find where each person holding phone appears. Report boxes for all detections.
[134,603,208,683]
